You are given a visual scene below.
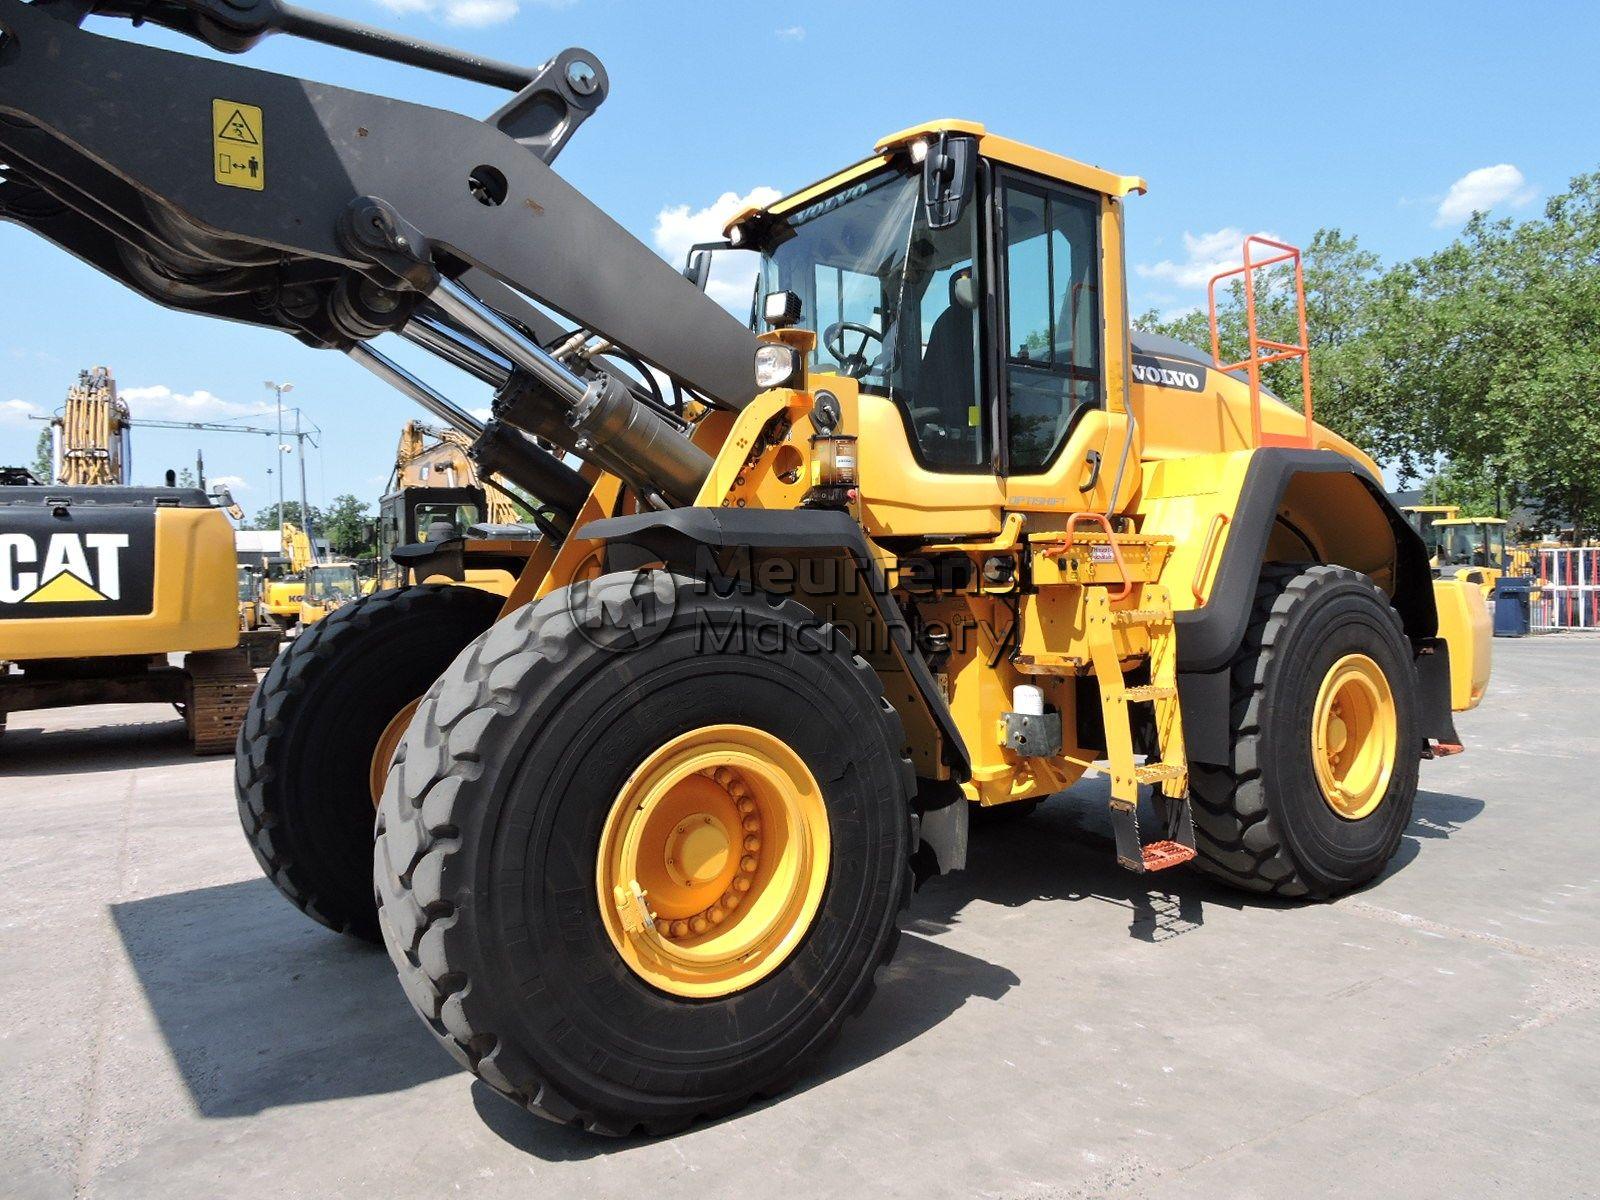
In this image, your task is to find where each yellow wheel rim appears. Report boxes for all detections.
[1311,653,1397,820]
[597,724,831,999]
[369,698,420,808]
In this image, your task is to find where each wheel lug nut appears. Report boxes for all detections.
[744,836,761,852]
[713,768,734,787]
[670,920,689,938]
[742,816,760,833]
[690,916,708,934]
[738,798,755,815]
[709,906,726,925]
[740,855,757,873]
[734,876,751,893]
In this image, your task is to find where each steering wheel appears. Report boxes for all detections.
[822,321,885,378]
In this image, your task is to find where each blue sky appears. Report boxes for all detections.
[3,0,1597,510]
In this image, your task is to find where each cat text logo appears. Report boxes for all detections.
[0,533,130,604]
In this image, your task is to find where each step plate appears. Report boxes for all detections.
[1139,840,1197,872]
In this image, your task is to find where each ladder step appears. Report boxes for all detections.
[1138,840,1198,871]
[1110,794,1198,874]
[1122,684,1176,703]
[1134,762,1186,785]
[1110,608,1172,626]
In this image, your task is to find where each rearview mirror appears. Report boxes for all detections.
[683,239,736,292]
[211,485,244,521]
[921,133,977,230]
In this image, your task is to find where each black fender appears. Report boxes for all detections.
[1175,448,1446,765]
[579,507,971,782]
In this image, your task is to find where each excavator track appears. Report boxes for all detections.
[184,648,259,755]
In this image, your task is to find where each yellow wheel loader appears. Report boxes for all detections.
[297,560,360,625]
[3,1,1489,1134]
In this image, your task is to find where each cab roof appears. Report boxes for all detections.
[725,119,1146,237]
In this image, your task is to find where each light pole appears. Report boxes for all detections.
[264,380,293,536]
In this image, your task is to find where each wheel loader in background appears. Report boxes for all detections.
[1,0,1491,1134]
[370,420,543,594]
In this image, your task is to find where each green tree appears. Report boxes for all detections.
[253,499,324,533]
[32,428,52,482]
[322,493,374,556]
[1370,170,1600,538]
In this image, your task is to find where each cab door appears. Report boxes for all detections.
[993,169,1129,514]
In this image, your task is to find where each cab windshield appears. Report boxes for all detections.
[305,565,359,602]
[757,166,984,469]
[1439,523,1506,569]
[236,568,256,603]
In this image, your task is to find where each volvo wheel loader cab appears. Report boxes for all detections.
[1435,516,1510,597]
[1402,504,1459,566]
[1,2,1490,1134]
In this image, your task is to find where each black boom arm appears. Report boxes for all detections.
[0,0,760,511]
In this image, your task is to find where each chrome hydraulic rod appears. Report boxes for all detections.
[429,280,589,406]
[399,316,513,389]
[429,278,712,506]
[347,342,589,521]
[346,343,485,437]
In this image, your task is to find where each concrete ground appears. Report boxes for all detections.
[1,637,1596,1200]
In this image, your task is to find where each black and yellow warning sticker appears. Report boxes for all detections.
[212,99,264,191]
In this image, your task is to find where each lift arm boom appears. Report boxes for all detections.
[0,0,760,409]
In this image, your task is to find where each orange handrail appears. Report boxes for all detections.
[1050,511,1132,601]
[1206,235,1314,450]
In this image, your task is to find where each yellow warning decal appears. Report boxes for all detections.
[212,99,264,191]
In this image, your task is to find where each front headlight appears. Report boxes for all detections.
[754,343,802,390]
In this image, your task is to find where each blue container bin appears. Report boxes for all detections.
[1493,575,1532,638]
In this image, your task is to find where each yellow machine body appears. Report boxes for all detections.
[0,496,238,660]
[299,561,363,625]
[462,120,1487,817]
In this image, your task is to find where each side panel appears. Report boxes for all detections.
[0,506,238,659]
[1139,447,1436,674]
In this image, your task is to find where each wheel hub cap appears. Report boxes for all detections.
[597,725,830,998]
[1311,653,1397,820]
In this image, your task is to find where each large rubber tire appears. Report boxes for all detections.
[236,584,502,941]
[1189,564,1420,899]
[374,572,915,1135]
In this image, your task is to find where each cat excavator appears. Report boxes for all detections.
[0,363,262,751]
[1,0,1490,1133]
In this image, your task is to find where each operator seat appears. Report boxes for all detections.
[917,267,979,445]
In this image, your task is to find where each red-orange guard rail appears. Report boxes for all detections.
[1206,235,1314,449]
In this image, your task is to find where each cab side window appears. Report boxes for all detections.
[1002,178,1102,473]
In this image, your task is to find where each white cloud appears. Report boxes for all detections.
[443,0,518,26]
[118,384,275,421]
[1136,227,1282,292]
[1433,164,1536,226]
[470,407,494,422]
[0,398,41,427]
[210,474,250,491]
[653,186,783,311]
[370,0,568,26]
[775,25,805,41]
